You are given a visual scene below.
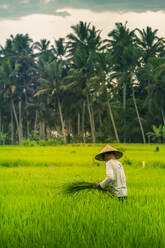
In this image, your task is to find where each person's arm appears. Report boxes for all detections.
[99,161,115,189]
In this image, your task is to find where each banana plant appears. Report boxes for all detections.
[162,126,165,143]
[147,125,163,143]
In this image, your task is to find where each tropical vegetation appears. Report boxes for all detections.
[0,22,165,144]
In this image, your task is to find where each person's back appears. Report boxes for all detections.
[109,159,127,197]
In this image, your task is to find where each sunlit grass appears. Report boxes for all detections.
[0,143,164,167]
[0,144,165,247]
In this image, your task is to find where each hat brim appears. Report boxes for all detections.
[95,151,123,161]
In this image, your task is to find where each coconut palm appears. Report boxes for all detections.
[145,57,165,125]
[0,60,23,144]
[0,34,36,144]
[90,51,120,142]
[67,21,102,57]
[35,58,68,143]
[136,26,164,63]
[33,39,51,53]
[124,45,146,144]
[66,22,102,143]
[64,47,98,143]
[106,22,141,141]
[153,62,165,125]
[51,38,67,60]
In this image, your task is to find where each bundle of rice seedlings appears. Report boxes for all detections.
[62,181,115,197]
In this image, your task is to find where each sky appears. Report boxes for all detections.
[0,0,165,45]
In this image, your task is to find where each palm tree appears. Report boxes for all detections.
[91,51,120,142]
[32,39,54,62]
[145,58,165,126]
[51,38,66,60]
[153,62,165,125]
[106,22,138,141]
[0,60,23,144]
[33,39,51,53]
[67,21,102,56]
[66,21,102,143]
[35,59,68,143]
[125,46,146,144]
[132,86,146,143]
[136,26,164,63]
[64,48,98,143]
[33,39,58,139]
[0,34,36,144]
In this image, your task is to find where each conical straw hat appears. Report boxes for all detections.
[95,145,123,161]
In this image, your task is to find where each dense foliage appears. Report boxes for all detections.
[0,21,165,144]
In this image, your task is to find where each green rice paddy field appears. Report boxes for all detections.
[0,144,165,248]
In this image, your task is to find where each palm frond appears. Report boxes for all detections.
[34,89,48,97]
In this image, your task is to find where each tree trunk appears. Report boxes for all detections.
[87,94,96,143]
[11,99,22,145]
[57,95,66,144]
[161,108,165,126]
[107,100,120,143]
[11,108,14,145]
[18,99,23,145]
[78,112,80,138]
[0,111,1,133]
[123,83,127,143]
[99,112,102,128]
[91,102,96,142]
[24,92,30,139]
[34,110,38,132]
[123,82,127,142]
[40,121,45,139]
[46,127,51,140]
[27,121,30,139]
[11,100,19,131]
[82,101,86,143]
[39,121,42,139]
[1,121,4,134]
[132,88,146,144]
[123,82,126,110]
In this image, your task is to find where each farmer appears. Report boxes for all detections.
[155,146,159,152]
[95,145,127,201]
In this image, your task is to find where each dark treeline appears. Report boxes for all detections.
[0,21,165,145]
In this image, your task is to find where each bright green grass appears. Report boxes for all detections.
[0,143,164,167]
[0,144,165,248]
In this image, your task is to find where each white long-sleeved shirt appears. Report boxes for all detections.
[99,159,127,197]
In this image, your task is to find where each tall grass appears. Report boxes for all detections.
[0,144,164,168]
[0,145,164,247]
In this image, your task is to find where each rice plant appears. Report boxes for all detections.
[0,144,164,248]
[62,181,115,197]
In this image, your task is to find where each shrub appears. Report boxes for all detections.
[22,139,37,147]
[49,138,65,145]
[22,139,31,146]
[30,140,38,147]
[58,138,65,145]
[32,133,40,142]
[122,156,132,165]
[39,140,47,146]
[47,139,58,146]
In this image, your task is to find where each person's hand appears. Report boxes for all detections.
[93,183,102,189]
